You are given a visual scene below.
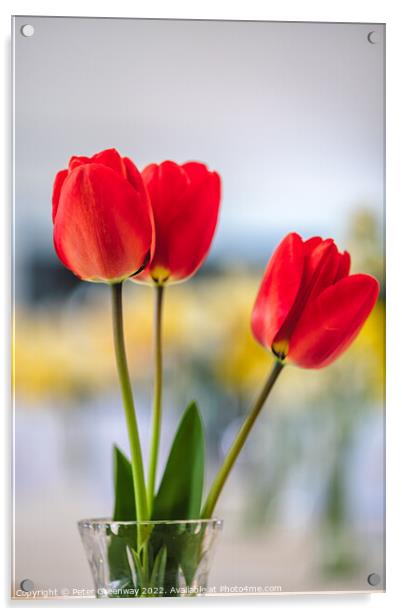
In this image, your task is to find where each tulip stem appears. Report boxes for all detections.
[201,359,285,518]
[111,282,148,522]
[147,284,165,514]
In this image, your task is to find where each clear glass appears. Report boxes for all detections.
[78,518,223,598]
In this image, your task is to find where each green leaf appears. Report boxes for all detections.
[138,523,154,554]
[153,401,205,521]
[127,546,144,588]
[149,545,167,589]
[107,533,135,590]
[112,445,136,521]
[108,446,137,589]
[178,527,205,586]
[147,523,203,592]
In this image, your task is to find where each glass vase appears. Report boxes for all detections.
[78,518,223,598]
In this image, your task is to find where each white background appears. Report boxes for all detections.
[1,0,401,614]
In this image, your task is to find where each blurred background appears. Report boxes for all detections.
[13,17,385,595]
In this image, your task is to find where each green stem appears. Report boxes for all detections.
[202,359,285,518]
[111,282,148,522]
[147,284,165,514]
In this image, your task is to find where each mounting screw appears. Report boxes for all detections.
[367,573,381,587]
[367,31,379,44]
[21,24,35,37]
[20,579,34,592]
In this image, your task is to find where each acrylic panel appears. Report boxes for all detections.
[12,16,385,599]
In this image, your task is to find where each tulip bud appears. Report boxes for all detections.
[52,148,154,283]
[134,161,221,285]
[252,233,380,369]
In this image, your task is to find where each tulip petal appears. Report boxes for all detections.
[271,239,339,347]
[124,157,156,263]
[52,169,68,223]
[69,148,125,176]
[303,236,323,254]
[91,148,126,176]
[144,161,189,224]
[141,161,190,280]
[69,155,91,171]
[53,163,153,282]
[251,233,305,349]
[335,251,351,281]
[166,165,220,281]
[303,239,339,299]
[288,273,380,368]
[124,157,150,195]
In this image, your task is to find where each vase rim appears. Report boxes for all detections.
[78,517,223,527]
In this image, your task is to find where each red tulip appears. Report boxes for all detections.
[251,233,380,369]
[135,161,221,284]
[52,148,154,283]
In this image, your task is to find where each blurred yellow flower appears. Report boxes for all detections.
[13,271,384,412]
